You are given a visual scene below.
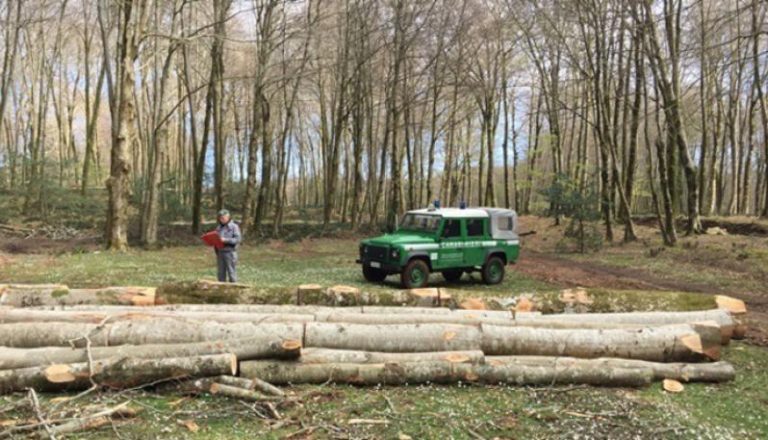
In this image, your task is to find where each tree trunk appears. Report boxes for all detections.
[0,337,300,370]
[486,356,735,383]
[299,348,484,364]
[304,323,482,353]
[106,0,145,250]
[0,286,155,307]
[480,323,720,362]
[0,320,303,348]
[240,360,654,387]
[0,354,236,393]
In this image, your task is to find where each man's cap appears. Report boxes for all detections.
[217,209,230,217]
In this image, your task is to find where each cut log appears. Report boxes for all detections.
[458,298,489,310]
[0,286,155,307]
[715,295,747,315]
[0,308,316,324]
[296,284,323,305]
[304,323,482,352]
[105,320,304,346]
[239,360,654,387]
[0,320,307,348]
[32,304,344,314]
[156,280,297,305]
[299,348,485,364]
[519,309,739,343]
[480,323,720,362]
[485,356,735,382]
[0,354,236,393]
[326,285,361,306]
[0,337,300,370]
[663,378,684,393]
[407,288,444,307]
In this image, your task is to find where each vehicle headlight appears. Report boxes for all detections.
[390,249,400,259]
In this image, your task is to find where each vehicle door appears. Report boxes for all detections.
[435,218,464,269]
[464,218,488,266]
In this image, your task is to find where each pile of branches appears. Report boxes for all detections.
[0,224,82,240]
[0,283,748,436]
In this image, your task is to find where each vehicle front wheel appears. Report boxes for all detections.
[482,256,505,285]
[442,269,463,283]
[362,265,387,282]
[401,259,430,289]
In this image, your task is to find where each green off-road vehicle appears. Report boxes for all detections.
[357,207,520,288]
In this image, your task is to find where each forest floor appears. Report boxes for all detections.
[0,215,767,438]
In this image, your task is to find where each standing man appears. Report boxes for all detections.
[215,209,241,282]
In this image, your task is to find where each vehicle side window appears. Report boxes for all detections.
[442,219,461,238]
[467,218,485,237]
[498,216,514,231]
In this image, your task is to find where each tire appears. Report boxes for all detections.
[482,256,505,285]
[401,259,430,289]
[362,265,388,283]
[442,269,463,283]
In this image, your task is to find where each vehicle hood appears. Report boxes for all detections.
[362,231,437,247]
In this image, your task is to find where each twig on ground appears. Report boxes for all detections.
[26,388,56,440]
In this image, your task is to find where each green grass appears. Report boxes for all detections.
[0,238,553,293]
[4,344,761,439]
[1,237,767,438]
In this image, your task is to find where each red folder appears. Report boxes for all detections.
[201,231,225,249]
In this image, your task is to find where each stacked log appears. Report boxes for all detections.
[0,283,747,397]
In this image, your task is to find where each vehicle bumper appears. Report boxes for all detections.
[356,259,401,273]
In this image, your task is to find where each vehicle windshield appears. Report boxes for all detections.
[398,213,441,233]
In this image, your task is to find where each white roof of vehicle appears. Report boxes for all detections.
[407,208,489,218]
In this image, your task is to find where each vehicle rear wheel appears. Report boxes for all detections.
[442,269,463,283]
[362,265,387,282]
[482,256,505,285]
[401,259,430,289]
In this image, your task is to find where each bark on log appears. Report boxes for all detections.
[0,286,155,307]
[31,304,343,314]
[0,354,236,393]
[239,360,654,387]
[319,312,651,328]
[304,323,483,352]
[518,309,739,342]
[298,348,485,364]
[0,308,316,324]
[209,382,284,401]
[480,323,719,362]
[486,356,736,382]
[0,320,304,348]
[0,337,300,370]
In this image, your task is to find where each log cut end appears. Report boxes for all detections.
[715,295,747,315]
[443,353,471,363]
[227,353,238,376]
[663,378,684,393]
[459,298,488,310]
[679,333,720,361]
[44,364,77,383]
[515,297,536,312]
[282,339,303,351]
